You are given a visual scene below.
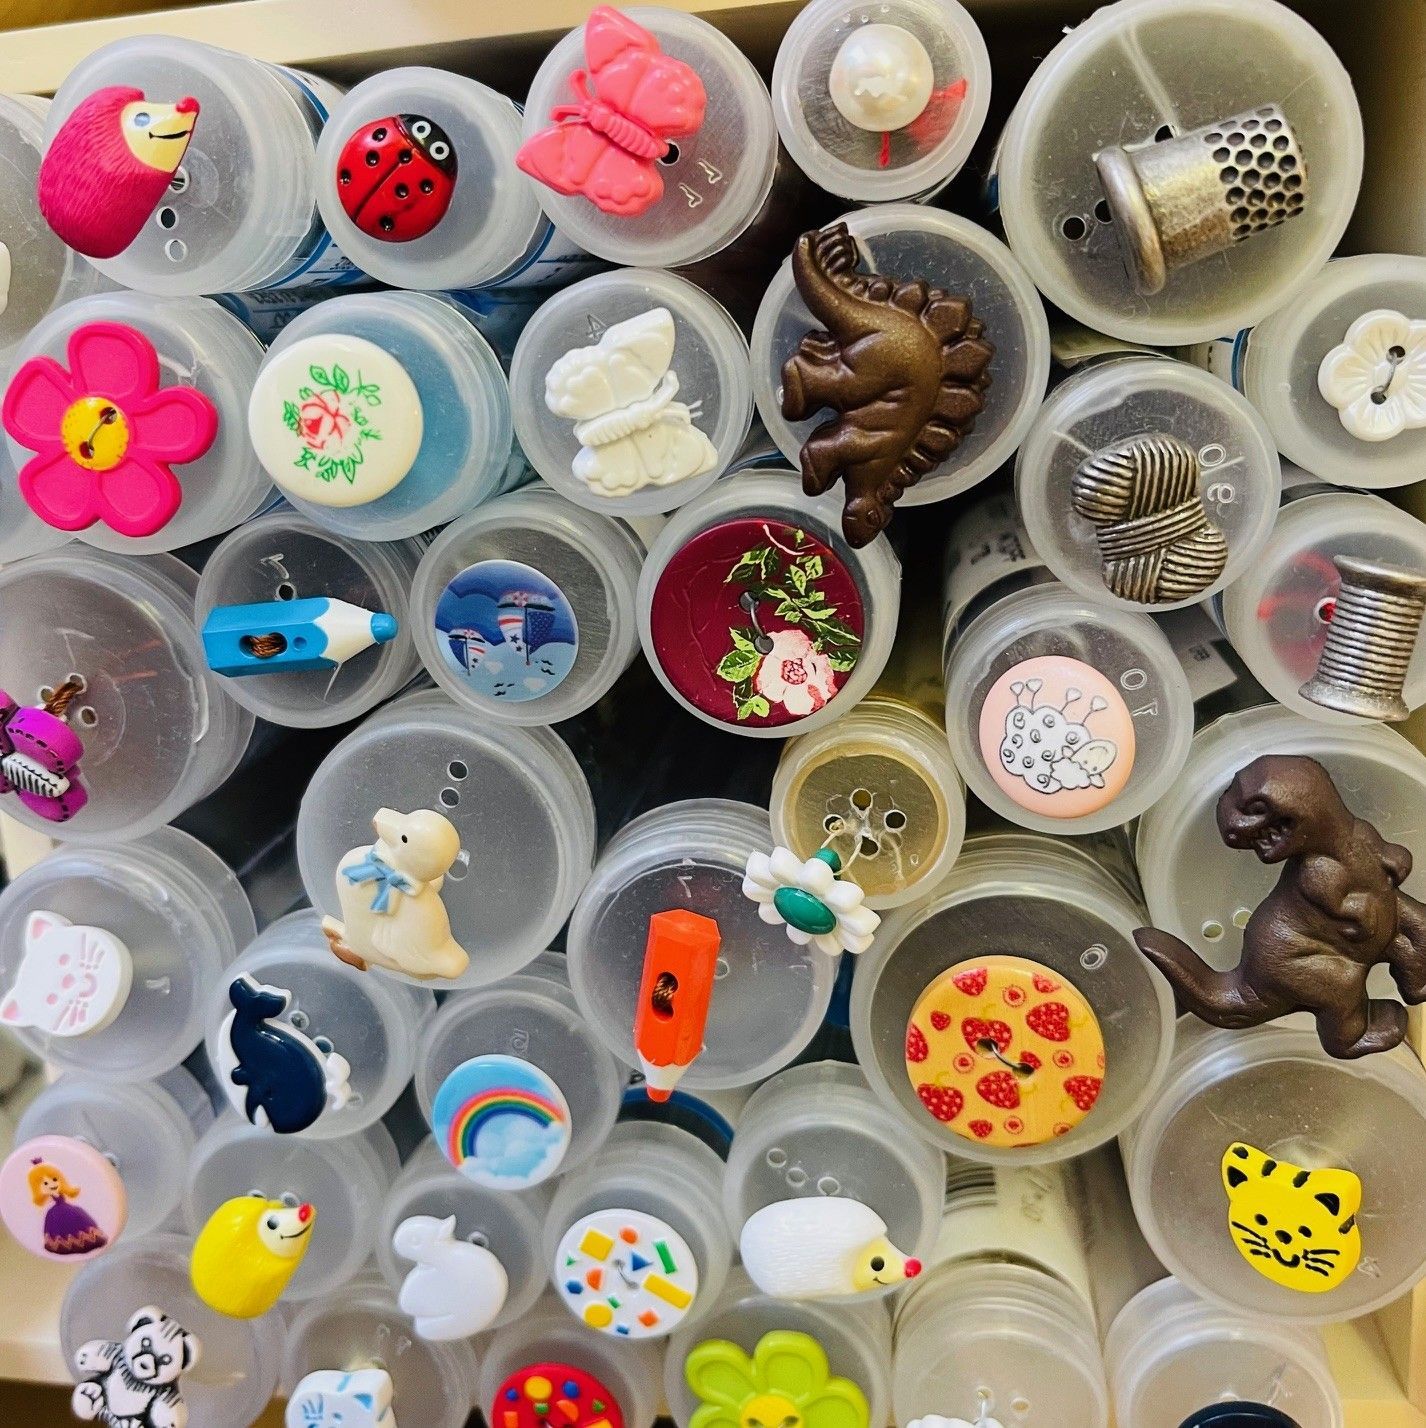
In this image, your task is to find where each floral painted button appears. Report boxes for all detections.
[648,517,864,728]
[905,955,1105,1148]
[685,1330,869,1428]
[0,1132,126,1261]
[1,322,217,537]
[248,333,423,507]
[493,1363,624,1428]
[977,655,1135,819]
[555,1208,699,1338]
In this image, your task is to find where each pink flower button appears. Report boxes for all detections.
[2,321,218,538]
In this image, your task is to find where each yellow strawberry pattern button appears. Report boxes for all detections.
[904,954,1105,1148]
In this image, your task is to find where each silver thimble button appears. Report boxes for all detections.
[1071,432,1228,605]
[1093,105,1308,296]
[1299,554,1426,722]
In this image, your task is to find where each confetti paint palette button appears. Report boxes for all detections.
[493,1362,625,1428]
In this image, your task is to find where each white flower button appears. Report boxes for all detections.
[742,845,880,956]
[1318,308,1426,442]
[249,333,424,507]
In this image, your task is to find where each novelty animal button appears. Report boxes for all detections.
[782,221,994,547]
[555,1208,700,1337]
[286,1368,397,1428]
[431,1054,572,1189]
[516,7,708,218]
[0,910,132,1038]
[322,807,470,980]
[336,113,458,241]
[39,88,199,259]
[2,321,219,538]
[247,333,424,508]
[0,1133,126,1261]
[203,597,399,677]
[190,1194,316,1318]
[1222,1142,1362,1294]
[1133,754,1426,1059]
[742,846,880,956]
[393,1213,509,1340]
[634,908,721,1100]
[978,656,1135,819]
[216,975,353,1135]
[0,683,88,822]
[544,308,718,497]
[493,1364,624,1428]
[905,955,1105,1147]
[72,1307,200,1428]
[738,1197,921,1300]
[685,1331,870,1428]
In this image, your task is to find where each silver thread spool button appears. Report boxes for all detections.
[1299,555,1426,722]
[1093,105,1308,296]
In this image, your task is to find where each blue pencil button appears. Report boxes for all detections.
[202,596,399,677]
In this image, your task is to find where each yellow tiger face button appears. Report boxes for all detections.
[904,954,1105,1148]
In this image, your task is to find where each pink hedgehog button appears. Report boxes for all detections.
[977,655,1135,819]
[0,1132,126,1262]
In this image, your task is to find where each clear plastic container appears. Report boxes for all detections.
[0,411,66,565]
[1218,486,1426,724]
[297,688,596,990]
[543,1121,733,1338]
[413,951,624,1186]
[567,801,838,1090]
[770,695,965,908]
[61,1232,282,1428]
[316,68,597,291]
[944,579,1194,833]
[771,0,991,203]
[0,827,254,1080]
[993,0,1362,345]
[520,8,779,269]
[637,473,901,737]
[1106,1277,1343,1428]
[186,1116,399,1303]
[0,547,254,842]
[1122,1015,1426,1323]
[1188,255,1426,490]
[751,206,1049,507]
[18,1067,213,1242]
[46,38,359,294]
[282,1270,482,1428]
[510,268,753,516]
[1135,703,1426,982]
[664,1267,892,1428]
[247,290,521,541]
[195,509,424,728]
[479,1293,664,1428]
[410,487,645,726]
[3,291,270,554]
[852,832,1174,1165]
[1015,355,1280,612]
[720,1061,944,1301]
[203,909,434,1140]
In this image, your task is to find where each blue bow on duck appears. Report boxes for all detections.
[342,851,418,914]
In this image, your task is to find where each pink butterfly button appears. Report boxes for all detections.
[0,1132,126,1262]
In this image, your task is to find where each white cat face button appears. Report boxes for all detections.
[0,911,133,1038]
[248,333,424,509]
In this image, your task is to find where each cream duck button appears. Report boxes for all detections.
[248,333,423,508]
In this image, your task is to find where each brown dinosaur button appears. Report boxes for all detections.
[781,221,994,547]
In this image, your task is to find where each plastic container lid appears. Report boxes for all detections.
[751,205,1049,507]
[1016,356,1280,612]
[0,827,254,1081]
[47,38,334,296]
[510,268,753,517]
[995,0,1362,345]
[567,800,839,1090]
[520,8,778,268]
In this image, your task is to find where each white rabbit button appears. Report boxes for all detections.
[0,910,133,1038]
[555,1208,698,1338]
[394,1214,509,1339]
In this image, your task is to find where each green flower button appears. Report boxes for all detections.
[685,1330,869,1428]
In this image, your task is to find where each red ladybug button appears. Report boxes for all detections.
[336,113,457,242]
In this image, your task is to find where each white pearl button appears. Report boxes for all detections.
[828,23,935,133]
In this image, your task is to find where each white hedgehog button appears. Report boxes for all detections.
[738,1196,921,1300]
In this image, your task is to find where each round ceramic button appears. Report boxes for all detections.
[905,954,1105,1148]
[977,654,1135,819]
[555,1208,699,1338]
[493,1363,625,1428]
[0,1132,126,1261]
[431,1054,573,1190]
[248,333,424,507]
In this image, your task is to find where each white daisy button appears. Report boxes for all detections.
[249,333,424,507]
[742,846,880,956]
